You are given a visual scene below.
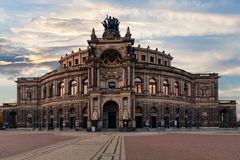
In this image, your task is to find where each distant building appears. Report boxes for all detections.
[1,16,237,130]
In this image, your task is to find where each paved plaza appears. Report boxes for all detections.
[0,129,240,160]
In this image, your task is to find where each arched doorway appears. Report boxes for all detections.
[82,107,88,128]
[42,110,46,128]
[135,107,143,128]
[175,108,180,128]
[48,109,54,129]
[9,111,17,128]
[184,109,189,128]
[103,101,119,128]
[57,108,63,129]
[220,109,229,128]
[164,107,170,128]
[150,107,157,128]
[69,107,76,129]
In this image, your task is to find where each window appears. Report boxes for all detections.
[83,79,88,94]
[43,86,47,99]
[70,81,77,96]
[75,59,79,65]
[63,64,66,68]
[100,49,122,66]
[184,83,189,96]
[149,78,156,94]
[175,82,180,96]
[108,81,116,88]
[69,61,72,67]
[49,84,54,98]
[163,80,169,95]
[164,61,167,66]
[60,82,65,97]
[26,89,32,100]
[150,56,154,63]
[141,55,146,61]
[158,58,161,65]
[134,77,142,93]
[83,57,86,62]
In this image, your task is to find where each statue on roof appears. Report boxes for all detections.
[102,15,120,31]
[102,15,121,40]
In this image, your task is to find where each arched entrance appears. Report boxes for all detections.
[164,107,170,128]
[42,110,47,128]
[57,108,63,129]
[9,111,17,128]
[48,109,54,129]
[135,107,143,128]
[69,107,76,129]
[103,101,119,128]
[220,109,229,128]
[82,107,88,128]
[184,109,189,128]
[175,108,180,128]
[150,107,157,128]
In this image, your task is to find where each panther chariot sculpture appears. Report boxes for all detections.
[102,15,121,40]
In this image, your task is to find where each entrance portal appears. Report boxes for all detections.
[103,101,118,129]
[135,107,143,128]
[9,111,17,128]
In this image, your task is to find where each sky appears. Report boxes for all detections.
[0,0,239,119]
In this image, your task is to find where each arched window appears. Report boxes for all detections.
[175,81,180,96]
[163,80,169,95]
[43,86,47,99]
[49,84,54,98]
[149,78,156,94]
[100,49,122,66]
[134,77,142,93]
[70,80,77,96]
[60,82,65,97]
[184,83,189,96]
[83,79,88,94]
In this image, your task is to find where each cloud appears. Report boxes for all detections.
[0,61,58,80]
[0,8,8,24]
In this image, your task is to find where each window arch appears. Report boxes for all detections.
[134,77,142,93]
[175,81,180,96]
[83,79,88,94]
[49,84,54,98]
[70,80,77,96]
[163,80,169,95]
[184,83,189,96]
[43,86,47,99]
[100,49,122,66]
[58,82,64,97]
[149,78,156,94]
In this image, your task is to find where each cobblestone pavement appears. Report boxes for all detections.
[1,130,240,160]
[124,132,240,160]
[0,131,124,160]
[0,131,75,159]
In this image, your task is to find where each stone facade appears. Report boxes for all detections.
[1,17,237,130]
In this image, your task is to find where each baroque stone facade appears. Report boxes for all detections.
[1,17,237,130]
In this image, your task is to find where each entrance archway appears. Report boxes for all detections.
[150,107,157,128]
[164,107,170,128]
[57,108,63,129]
[82,107,88,128]
[9,111,17,128]
[175,108,180,128]
[135,107,143,128]
[103,101,119,128]
[69,107,76,129]
[48,109,54,129]
[220,109,229,128]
